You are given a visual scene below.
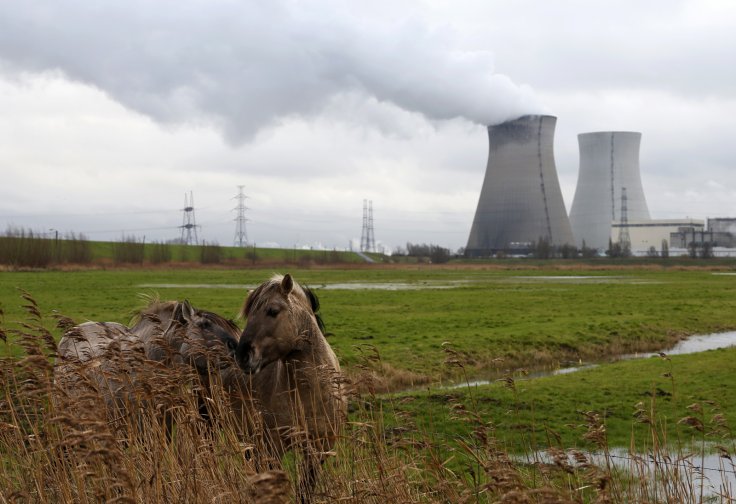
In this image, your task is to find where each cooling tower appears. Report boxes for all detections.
[465,115,574,256]
[569,132,651,250]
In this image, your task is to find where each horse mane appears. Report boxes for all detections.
[240,274,326,334]
[302,285,326,334]
[197,309,241,335]
[130,295,240,335]
[129,294,177,327]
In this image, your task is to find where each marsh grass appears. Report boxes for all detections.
[148,241,172,265]
[1,296,735,503]
[199,241,223,264]
[112,236,145,265]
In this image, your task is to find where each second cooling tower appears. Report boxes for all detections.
[466,115,574,256]
[569,132,651,250]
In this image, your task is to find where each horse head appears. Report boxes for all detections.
[165,300,240,372]
[235,274,322,374]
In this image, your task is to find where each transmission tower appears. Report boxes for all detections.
[618,186,631,252]
[233,185,249,247]
[179,191,199,245]
[360,199,376,253]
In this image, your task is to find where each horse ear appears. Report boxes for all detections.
[281,274,294,295]
[172,302,184,323]
[181,299,195,322]
[173,300,195,324]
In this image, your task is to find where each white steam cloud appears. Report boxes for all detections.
[0,1,545,143]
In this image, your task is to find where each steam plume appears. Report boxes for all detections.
[0,1,545,143]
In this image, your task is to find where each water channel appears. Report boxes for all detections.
[453,330,736,388]
[465,330,736,499]
[521,447,735,500]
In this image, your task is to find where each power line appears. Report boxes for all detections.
[233,185,249,247]
[360,199,376,253]
[179,191,199,245]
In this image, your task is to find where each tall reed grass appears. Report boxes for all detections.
[1,295,734,502]
[0,228,93,267]
[112,235,145,264]
[199,241,223,264]
[148,241,172,265]
[0,228,53,267]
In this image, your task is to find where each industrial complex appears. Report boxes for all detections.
[466,115,735,257]
[465,115,574,257]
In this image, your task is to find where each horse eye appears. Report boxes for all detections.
[266,306,280,317]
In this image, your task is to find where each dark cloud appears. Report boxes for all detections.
[0,1,543,144]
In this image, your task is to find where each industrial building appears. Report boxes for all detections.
[708,218,736,245]
[667,218,736,253]
[569,132,651,251]
[465,115,574,256]
[611,219,704,254]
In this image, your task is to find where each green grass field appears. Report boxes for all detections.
[3,266,736,376]
[2,265,736,447]
[382,346,736,452]
[3,263,736,500]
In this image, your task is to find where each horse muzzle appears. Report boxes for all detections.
[235,341,263,374]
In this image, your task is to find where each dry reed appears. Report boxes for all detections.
[1,295,734,503]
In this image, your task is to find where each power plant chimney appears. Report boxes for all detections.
[466,115,574,256]
[569,131,650,250]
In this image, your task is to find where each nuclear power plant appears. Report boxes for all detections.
[569,132,651,250]
[464,115,736,257]
[465,115,574,256]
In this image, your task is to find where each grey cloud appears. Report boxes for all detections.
[0,1,543,144]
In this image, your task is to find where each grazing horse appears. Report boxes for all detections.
[235,273,347,501]
[129,299,240,372]
[56,300,241,418]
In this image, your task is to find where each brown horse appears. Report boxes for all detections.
[56,300,241,418]
[129,298,240,372]
[235,273,347,500]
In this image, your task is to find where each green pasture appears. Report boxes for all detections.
[2,265,736,453]
[384,346,736,452]
[2,267,736,378]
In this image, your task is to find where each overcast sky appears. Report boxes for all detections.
[0,0,734,252]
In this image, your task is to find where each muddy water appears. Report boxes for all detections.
[137,275,652,291]
[522,447,735,499]
[138,281,467,290]
[451,330,736,389]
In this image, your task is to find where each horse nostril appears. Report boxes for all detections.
[235,340,251,363]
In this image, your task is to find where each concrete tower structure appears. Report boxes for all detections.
[466,115,574,256]
[569,132,651,250]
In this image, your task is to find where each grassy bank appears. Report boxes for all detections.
[2,267,736,385]
[0,232,370,268]
[384,346,736,452]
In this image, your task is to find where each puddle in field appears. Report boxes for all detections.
[139,276,657,291]
[656,331,736,356]
[521,448,735,499]
[316,282,461,290]
[137,281,469,291]
[506,275,661,285]
[449,330,736,389]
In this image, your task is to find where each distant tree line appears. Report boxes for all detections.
[0,227,358,268]
[393,242,453,263]
[0,227,92,267]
